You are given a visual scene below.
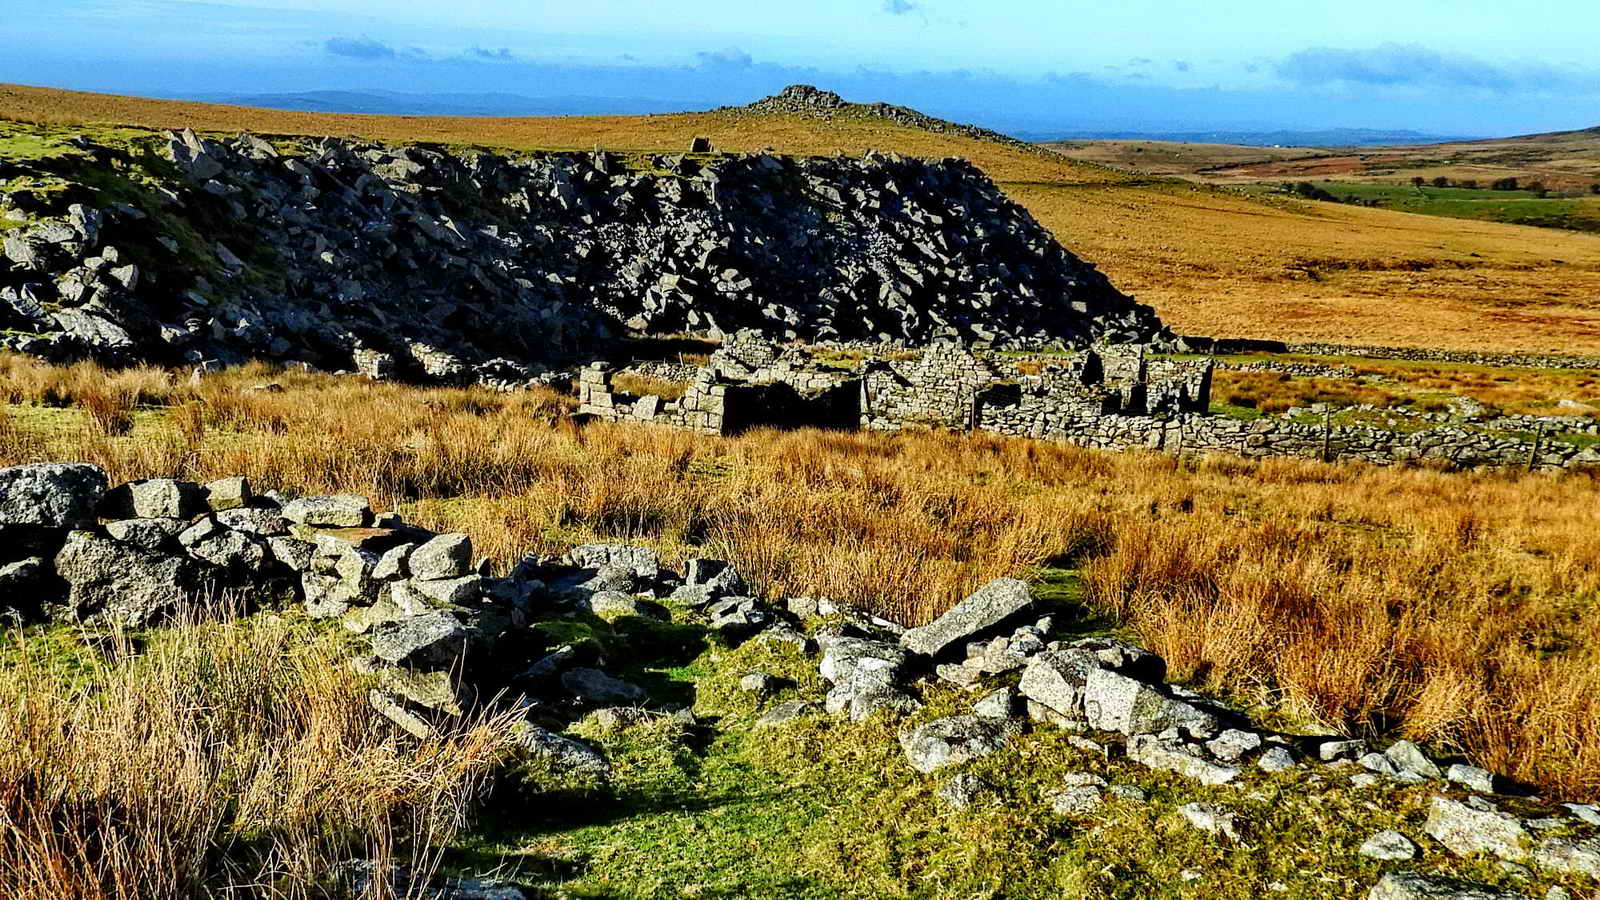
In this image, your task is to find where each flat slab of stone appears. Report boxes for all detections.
[900,578,1031,658]
[1367,871,1526,900]
[1082,667,1220,737]
[283,494,372,528]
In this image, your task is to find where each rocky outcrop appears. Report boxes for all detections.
[0,126,1169,379]
[729,85,1044,155]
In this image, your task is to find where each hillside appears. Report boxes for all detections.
[5,82,1600,354]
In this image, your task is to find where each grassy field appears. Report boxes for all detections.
[1050,126,1600,192]
[5,83,1600,355]
[2,355,1598,806]
[1242,182,1600,235]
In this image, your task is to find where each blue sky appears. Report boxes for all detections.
[5,0,1598,135]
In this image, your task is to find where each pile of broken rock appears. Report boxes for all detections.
[0,460,795,783]
[752,577,1600,900]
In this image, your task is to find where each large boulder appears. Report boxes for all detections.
[0,463,108,529]
[898,716,1020,774]
[53,530,217,627]
[900,578,1031,658]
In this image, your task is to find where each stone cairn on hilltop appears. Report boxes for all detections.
[3,460,1598,899]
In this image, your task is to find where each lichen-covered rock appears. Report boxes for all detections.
[1017,648,1101,720]
[101,478,205,520]
[0,463,108,529]
[705,596,772,639]
[1178,802,1239,842]
[369,611,469,669]
[754,701,814,729]
[898,715,1020,774]
[1423,796,1532,861]
[1360,829,1419,861]
[937,773,995,809]
[104,517,188,552]
[1126,734,1241,785]
[202,476,252,511]
[511,722,611,779]
[1082,667,1220,737]
[409,533,473,581]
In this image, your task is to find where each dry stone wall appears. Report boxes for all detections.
[1204,338,1600,372]
[981,411,1600,470]
[576,336,1600,471]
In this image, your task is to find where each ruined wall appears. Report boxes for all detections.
[978,410,1600,471]
[576,362,859,436]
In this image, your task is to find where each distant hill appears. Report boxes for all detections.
[1047,125,1600,192]
[191,89,683,118]
[1027,128,1479,147]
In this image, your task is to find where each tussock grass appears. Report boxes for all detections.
[2,354,1598,801]
[0,614,518,900]
[608,373,689,402]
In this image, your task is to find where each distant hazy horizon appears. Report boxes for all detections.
[5,0,1598,137]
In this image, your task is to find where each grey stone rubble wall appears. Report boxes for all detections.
[980,410,1600,471]
[0,128,1171,380]
[861,345,1213,433]
[1286,403,1600,437]
[1204,338,1600,372]
[5,461,1598,897]
[1217,359,1359,378]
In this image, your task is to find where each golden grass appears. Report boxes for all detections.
[0,613,516,899]
[5,83,1600,354]
[609,373,689,403]
[2,354,1598,801]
